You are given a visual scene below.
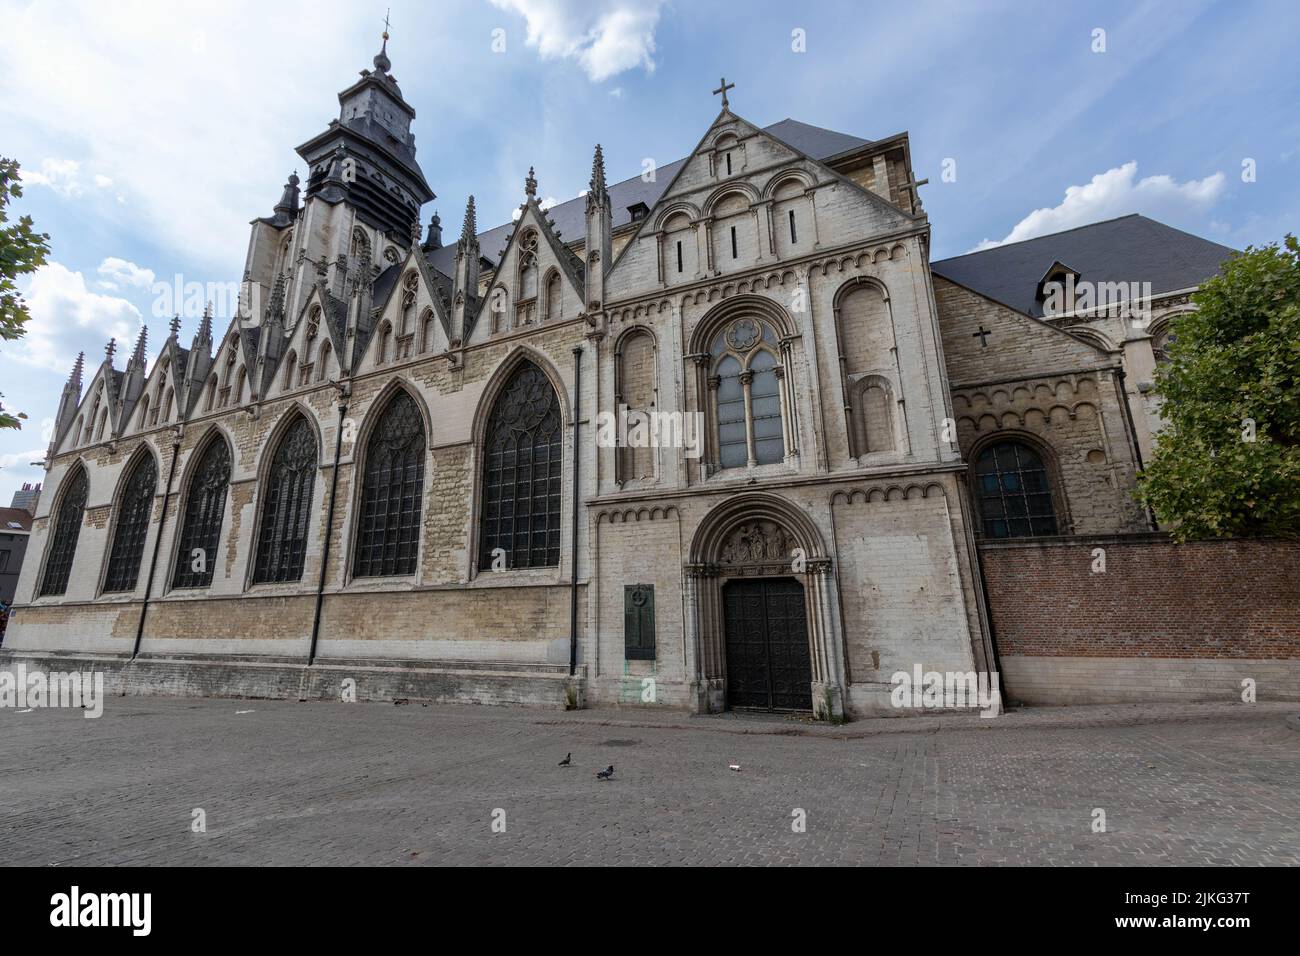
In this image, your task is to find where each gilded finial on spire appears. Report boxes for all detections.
[374,9,392,73]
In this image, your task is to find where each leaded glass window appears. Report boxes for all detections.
[39,466,88,596]
[353,391,425,577]
[974,440,1058,538]
[479,361,562,570]
[253,416,317,583]
[103,453,157,592]
[172,438,231,589]
[709,317,786,469]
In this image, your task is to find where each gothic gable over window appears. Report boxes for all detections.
[39,465,88,597]
[253,416,318,584]
[479,361,562,570]
[353,390,425,577]
[103,453,158,593]
[172,437,231,589]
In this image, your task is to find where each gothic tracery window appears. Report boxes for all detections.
[39,466,88,597]
[172,437,231,589]
[353,390,425,577]
[973,440,1059,539]
[479,361,562,570]
[253,416,317,583]
[709,317,785,468]
[103,453,158,593]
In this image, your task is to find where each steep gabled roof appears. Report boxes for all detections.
[424,118,874,276]
[931,214,1237,317]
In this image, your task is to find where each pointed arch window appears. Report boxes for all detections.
[172,437,231,589]
[973,440,1059,538]
[479,361,562,570]
[39,466,88,597]
[104,453,158,592]
[253,416,318,583]
[353,390,425,577]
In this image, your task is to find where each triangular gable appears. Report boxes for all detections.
[466,199,585,345]
[933,273,1113,388]
[608,107,918,282]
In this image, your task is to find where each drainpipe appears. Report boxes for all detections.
[1114,367,1159,531]
[309,391,348,665]
[569,346,583,677]
[132,428,181,659]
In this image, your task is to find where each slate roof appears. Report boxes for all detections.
[424,118,872,278]
[930,214,1238,317]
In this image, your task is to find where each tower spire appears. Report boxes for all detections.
[374,9,392,73]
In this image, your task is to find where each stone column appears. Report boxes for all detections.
[739,369,757,467]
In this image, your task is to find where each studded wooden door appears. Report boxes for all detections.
[722,578,813,711]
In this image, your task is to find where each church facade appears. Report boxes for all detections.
[4,44,1235,717]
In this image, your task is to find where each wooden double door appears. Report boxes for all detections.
[722,577,813,712]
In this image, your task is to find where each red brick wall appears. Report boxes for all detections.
[980,534,1300,659]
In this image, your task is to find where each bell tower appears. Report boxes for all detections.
[294,23,435,243]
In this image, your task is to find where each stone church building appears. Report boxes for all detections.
[5,42,1239,717]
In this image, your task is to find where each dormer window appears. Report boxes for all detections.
[1037,261,1082,315]
[627,202,649,222]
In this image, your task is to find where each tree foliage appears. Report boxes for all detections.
[0,157,52,429]
[1138,235,1300,539]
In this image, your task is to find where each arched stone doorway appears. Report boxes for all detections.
[685,494,846,719]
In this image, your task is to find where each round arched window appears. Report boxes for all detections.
[973,440,1058,538]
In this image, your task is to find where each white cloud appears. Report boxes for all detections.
[0,3,368,269]
[20,158,84,198]
[97,257,156,291]
[13,263,142,374]
[972,162,1227,251]
[490,0,664,82]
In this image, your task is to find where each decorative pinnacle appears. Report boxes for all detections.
[105,337,117,363]
[169,314,182,337]
[590,144,607,193]
[525,166,537,198]
[68,351,85,387]
[131,324,148,364]
[461,195,477,243]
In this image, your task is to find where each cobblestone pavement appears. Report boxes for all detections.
[2,699,1297,865]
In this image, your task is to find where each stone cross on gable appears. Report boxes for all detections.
[712,76,734,109]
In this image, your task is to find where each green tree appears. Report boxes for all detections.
[1138,235,1300,539]
[1,157,52,429]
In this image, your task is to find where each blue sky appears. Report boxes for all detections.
[1,0,1297,502]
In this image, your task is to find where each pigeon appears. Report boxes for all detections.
[595,765,614,780]
[558,753,571,767]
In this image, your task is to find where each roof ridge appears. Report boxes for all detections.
[937,214,1143,263]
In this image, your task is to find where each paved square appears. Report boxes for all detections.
[1,699,1297,865]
